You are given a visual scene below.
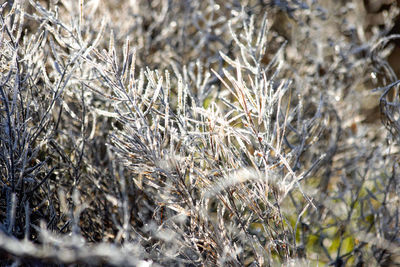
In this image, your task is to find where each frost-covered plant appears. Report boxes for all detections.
[0,0,399,266]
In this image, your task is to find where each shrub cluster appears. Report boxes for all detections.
[0,0,399,266]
